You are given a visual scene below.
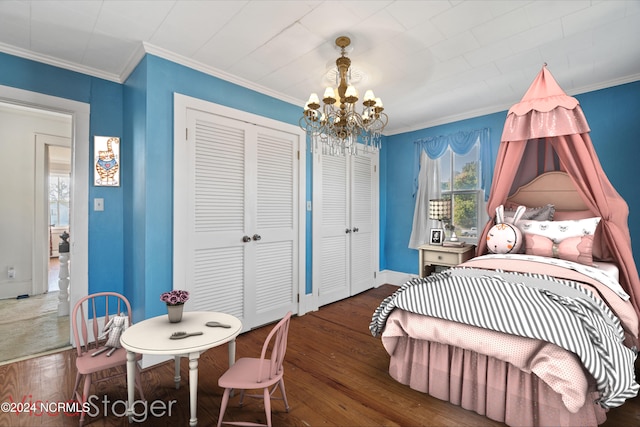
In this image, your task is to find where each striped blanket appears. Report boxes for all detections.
[370,267,639,409]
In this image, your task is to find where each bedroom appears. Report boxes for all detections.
[0,1,639,426]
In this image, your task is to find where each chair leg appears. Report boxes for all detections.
[278,379,290,412]
[79,375,91,426]
[263,387,272,427]
[238,389,245,407]
[217,388,231,427]
[71,372,81,401]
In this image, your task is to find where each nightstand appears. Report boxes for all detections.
[418,244,476,277]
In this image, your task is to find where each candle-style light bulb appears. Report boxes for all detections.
[323,87,335,99]
[308,93,320,105]
[364,90,375,102]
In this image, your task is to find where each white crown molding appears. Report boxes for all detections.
[2,40,638,134]
[0,42,121,83]
[140,42,303,107]
[119,43,147,83]
[0,40,306,109]
[387,73,640,136]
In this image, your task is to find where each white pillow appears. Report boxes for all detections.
[518,217,601,244]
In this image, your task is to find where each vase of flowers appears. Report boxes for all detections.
[161,290,190,323]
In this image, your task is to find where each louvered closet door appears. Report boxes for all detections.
[317,154,350,307]
[314,147,378,307]
[251,127,299,326]
[187,111,248,321]
[183,109,298,329]
[349,154,376,295]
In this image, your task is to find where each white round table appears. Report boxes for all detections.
[120,311,242,426]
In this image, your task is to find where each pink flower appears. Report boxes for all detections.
[160,290,190,305]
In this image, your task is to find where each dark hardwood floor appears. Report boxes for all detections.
[0,284,638,426]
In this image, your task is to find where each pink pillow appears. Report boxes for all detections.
[525,233,594,265]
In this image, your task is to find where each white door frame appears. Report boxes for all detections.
[34,134,71,295]
[0,84,90,321]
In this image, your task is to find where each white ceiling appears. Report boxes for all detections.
[1,1,639,135]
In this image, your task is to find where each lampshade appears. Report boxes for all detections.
[429,199,451,221]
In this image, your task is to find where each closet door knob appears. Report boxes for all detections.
[352,227,359,233]
[345,228,351,234]
[242,235,251,243]
[252,234,262,241]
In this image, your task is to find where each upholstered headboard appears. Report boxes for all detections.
[506,171,588,211]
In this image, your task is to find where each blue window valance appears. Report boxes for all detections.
[414,128,492,199]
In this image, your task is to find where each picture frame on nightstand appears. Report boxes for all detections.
[429,228,444,246]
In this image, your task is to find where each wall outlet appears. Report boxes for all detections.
[94,198,104,211]
[8,267,15,279]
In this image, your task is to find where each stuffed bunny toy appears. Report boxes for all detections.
[92,314,129,357]
[486,205,526,254]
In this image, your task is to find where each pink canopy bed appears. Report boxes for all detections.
[371,66,640,426]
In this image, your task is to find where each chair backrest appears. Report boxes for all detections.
[257,311,292,383]
[71,292,133,357]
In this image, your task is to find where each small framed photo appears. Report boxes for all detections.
[429,228,444,246]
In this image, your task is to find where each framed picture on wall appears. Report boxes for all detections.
[429,228,444,246]
[94,136,120,186]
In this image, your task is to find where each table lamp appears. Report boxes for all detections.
[429,199,458,242]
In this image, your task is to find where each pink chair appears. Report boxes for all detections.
[71,292,144,426]
[216,311,292,427]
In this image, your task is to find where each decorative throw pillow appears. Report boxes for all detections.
[525,233,594,265]
[487,223,524,254]
[518,217,601,243]
[505,203,555,221]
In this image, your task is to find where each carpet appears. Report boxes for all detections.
[0,292,70,365]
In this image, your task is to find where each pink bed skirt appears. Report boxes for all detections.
[388,336,607,427]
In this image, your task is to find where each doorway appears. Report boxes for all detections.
[0,84,90,362]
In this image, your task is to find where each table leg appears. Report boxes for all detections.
[228,338,236,367]
[125,351,136,423]
[174,356,181,389]
[188,353,200,426]
[228,338,237,398]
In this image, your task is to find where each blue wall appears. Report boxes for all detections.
[125,55,305,319]
[122,56,149,320]
[383,80,640,275]
[0,52,126,298]
[579,82,640,269]
[1,50,638,318]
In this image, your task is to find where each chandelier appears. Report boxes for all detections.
[300,36,388,156]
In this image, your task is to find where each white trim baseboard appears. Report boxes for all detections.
[376,269,419,287]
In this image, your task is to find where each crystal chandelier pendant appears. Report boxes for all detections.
[300,36,388,156]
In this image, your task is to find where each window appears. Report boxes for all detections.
[49,174,70,227]
[409,128,490,250]
[438,144,483,242]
